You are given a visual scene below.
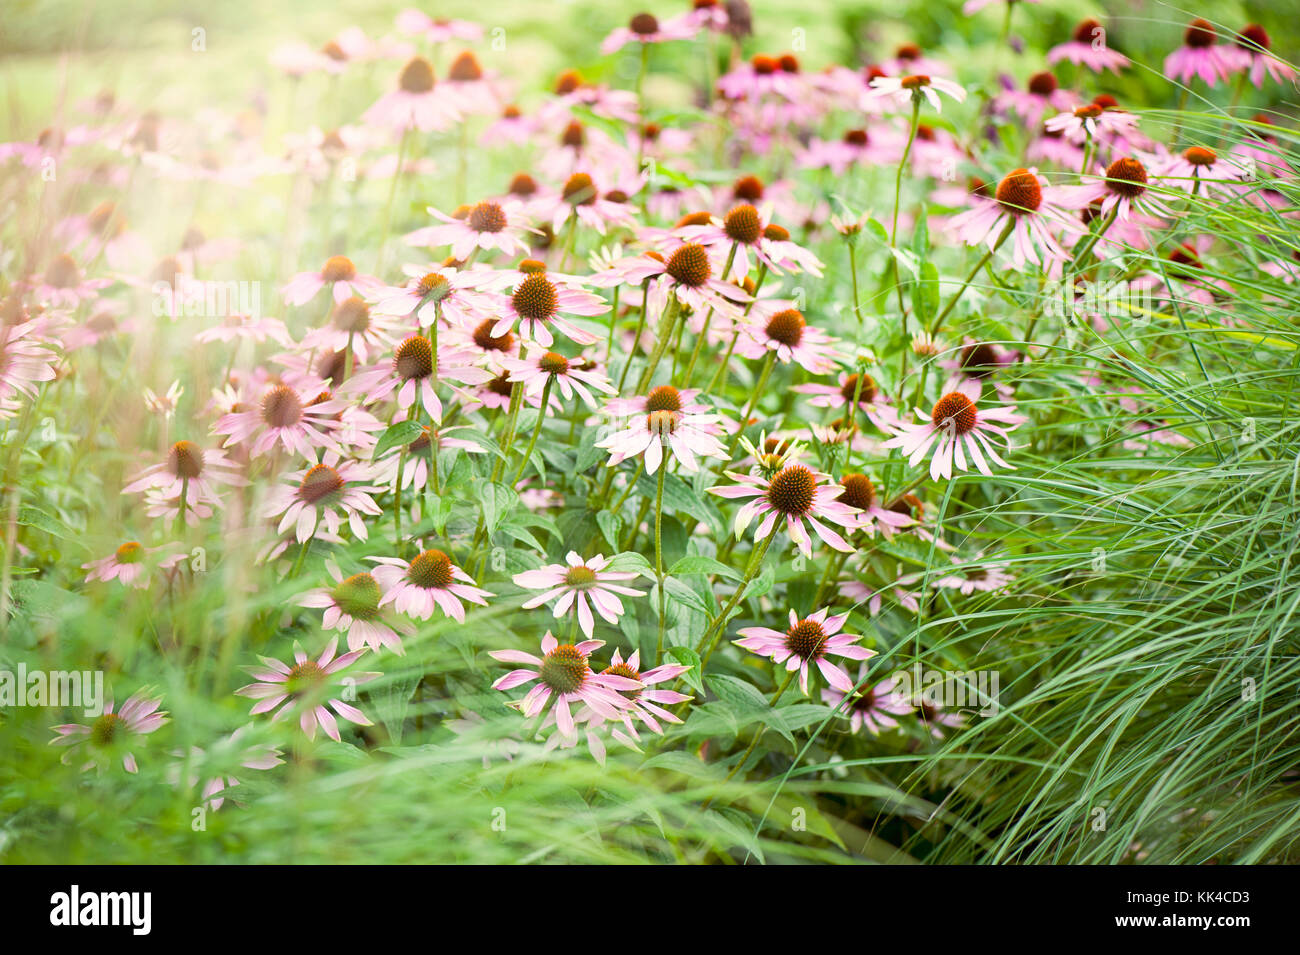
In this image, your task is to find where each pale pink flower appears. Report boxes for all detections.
[948,168,1089,272]
[50,689,168,773]
[596,384,726,474]
[933,554,1015,595]
[708,464,858,558]
[1048,18,1131,73]
[865,74,966,113]
[344,334,493,423]
[503,346,615,410]
[394,10,483,44]
[195,313,291,346]
[793,371,899,433]
[300,560,413,655]
[513,552,646,638]
[589,242,750,322]
[1161,146,1250,199]
[369,547,493,623]
[1044,103,1138,146]
[821,668,913,735]
[82,541,164,589]
[489,633,640,737]
[0,320,59,418]
[371,264,493,329]
[282,255,383,307]
[213,381,347,458]
[600,12,695,55]
[735,304,837,374]
[1224,25,1296,88]
[882,379,1024,481]
[235,639,376,742]
[486,270,607,348]
[736,608,876,696]
[261,454,384,543]
[405,200,532,261]
[1164,19,1233,87]
[835,474,915,538]
[578,648,692,747]
[168,727,282,811]
[362,56,462,132]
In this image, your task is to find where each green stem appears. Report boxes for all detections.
[653,460,668,665]
[931,220,1013,333]
[512,377,554,485]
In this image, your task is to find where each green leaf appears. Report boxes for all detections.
[372,420,424,461]
[913,260,940,323]
[669,555,742,580]
[707,674,769,715]
[16,506,74,540]
[481,482,516,533]
[666,646,703,693]
[596,510,622,551]
[663,576,711,617]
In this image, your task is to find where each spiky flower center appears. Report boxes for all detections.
[298,464,344,504]
[960,343,999,377]
[900,74,930,90]
[487,373,513,398]
[394,335,434,381]
[647,410,679,437]
[1183,146,1216,167]
[767,465,817,516]
[115,542,144,564]
[512,274,559,321]
[468,201,507,234]
[785,619,828,660]
[540,645,588,694]
[765,308,806,347]
[416,272,450,300]
[90,712,126,747]
[931,393,978,434]
[630,12,660,35]
[839,373,877,404]
[733,175,765,202]
[646,385,682,413]
[332,296,371,333]
[764,224,790,242]
[1072,18,1102,44]
[603,662,643,700]
[1105,157,1148,197]
[1185,18,1216,49]
[321,255,357,283]
[852,685,878,711]
[724,204,762,245]
[752,54,777,75]
[448,51,483,82]
[408,549,454,589]
[518,259,547,274]
[562,173,597,206]
[995,169,1042,214]
[262,385,304,429]
[1027,71,1058,95]
[399,57,436,93]
[168,440,204,479]
[840,474,877,511]
[561,121,585,148]
[665,244,711,287]
[564,565,598,588]
[286,660,327,697]
[509,172,538,196]
[44,254,81,288]
[472,320,515,352]
[676,211,713,228]
[332,572,381,619]
[539,351,570,375]
[1237,24,1270,52]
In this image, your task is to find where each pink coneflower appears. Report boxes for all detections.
[1048,18,1131,73]
[50,690,168,773]
[793,371,898,433]
[736,607,876,696]
[362,56,462,132]
[261,454,384,543]
[1161,146,1248,198]
[949,168,1088,271]
[122,440,245,516]
[842,567,926,616]
[822,668,913,735]
[406,199,532,261]
[282,255,383,307]
[372,264,493,329]
[235,639,376,742]
[835,474,915,538]
[373,423,486,493]
[369,547,493,623]
[591,242,750,322]
[300,560,413,655]
[395,10,483,44]
[1225,25,1296,88]
[169,727,283,812]
[1164,19,1232,87]
[882,379,1024,481]
[213,381,346,458]
[1046,102,1138,149]
[601,12,695,55]
[503,347,615,411]
[441,50,500,115]
[580,648,692,746]
[799,127,903,176]
[708,464,858,558]
[934,554,1015,595]
[676,204,802,281]
[0,320,58,418]
[82,541,166,589]
[298,296,400,367]
[513,552,646,638]
[596,384,726,474]
[993,71,1077,128]
[195,312,291,347]
[865,73,966,112]
[717,54,805,101]
[735,305,838,374]
[489,633,641,737]
[1083,156,1176,223]
[487,270,607,347]
[344,334,493,423]
[536,171,640,236]
[30,253,110,309]
[915,698,966,739]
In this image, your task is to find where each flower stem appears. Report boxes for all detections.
[512,377,553,485]
[375,127,411,274]
[891,99,921,247]
[931,220,1013,333]
[695,533,774,666]
[653,459,668,665]
[725,350,776,462]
